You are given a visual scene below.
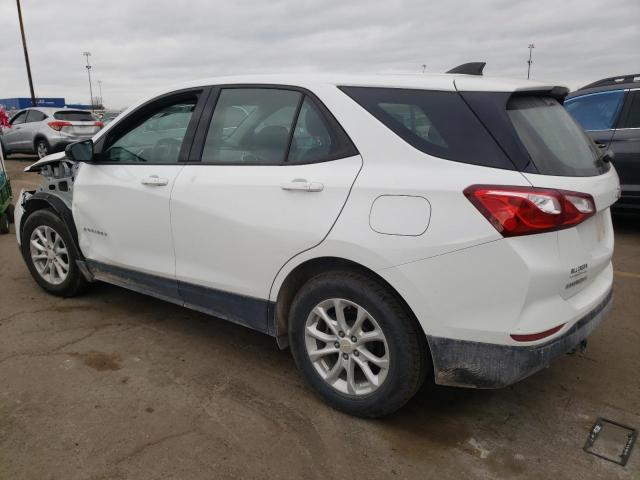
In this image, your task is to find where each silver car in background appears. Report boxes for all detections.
[0,108,103,158]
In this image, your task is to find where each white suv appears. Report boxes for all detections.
[14,73,619,417]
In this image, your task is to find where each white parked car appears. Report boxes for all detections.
[14,71,619,417]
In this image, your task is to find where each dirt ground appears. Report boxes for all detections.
[1,156,638,480]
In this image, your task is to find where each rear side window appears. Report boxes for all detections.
[508,96,607,176]
[54,111,95,122]
[339,87,512,169]
[619,91,640,128]
[202,88,301,165]
[564,90,624,130]
[26,110,47,122]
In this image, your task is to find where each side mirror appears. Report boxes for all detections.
[602,148,615,163]
[65,139,94,162]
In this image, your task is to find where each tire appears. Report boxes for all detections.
[6,204,15,224]
[0,213,9,234]
[21,209,89,297]
[35,138,50,159]
[289,270,429,418]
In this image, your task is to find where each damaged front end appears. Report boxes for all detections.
[15,153,78,247]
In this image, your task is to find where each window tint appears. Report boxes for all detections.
[564,90,625,130]
[288,98,337,163]
[619,91,640,129]
[340,86,512,169]
[508,96,608,176]
[54,111,95,122]
[10,111,27,125]
[26,110,47,122]
[202,88,301,164]
[103,99,196,163]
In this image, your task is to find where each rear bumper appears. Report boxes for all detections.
[428,288,613,388]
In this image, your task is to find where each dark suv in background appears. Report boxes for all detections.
[565,74,640,213]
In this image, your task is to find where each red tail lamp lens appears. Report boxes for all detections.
[464,185,595,237]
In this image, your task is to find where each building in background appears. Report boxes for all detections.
[0,98,93,113]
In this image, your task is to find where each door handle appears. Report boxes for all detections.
[281,179,324,192]
[141,175,169,186]
[594,141,608,149]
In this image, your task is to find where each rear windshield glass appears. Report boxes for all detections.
[507,96,608,176]
[339,87,513,170]
[53,111,95,121]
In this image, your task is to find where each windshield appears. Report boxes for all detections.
[507,96,609,176]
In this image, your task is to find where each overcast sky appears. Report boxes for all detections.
[1,0,638,109]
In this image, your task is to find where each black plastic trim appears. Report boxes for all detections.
[85,259,274,334]
[428,289,613,388]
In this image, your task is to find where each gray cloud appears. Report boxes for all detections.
[1,0,638,108]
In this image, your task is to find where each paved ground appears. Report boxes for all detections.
[1,156,638,480]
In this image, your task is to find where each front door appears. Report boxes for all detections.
[73,88,208,299]
[170,87,362,331]
[3,110,29,151]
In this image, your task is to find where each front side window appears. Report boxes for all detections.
[10,111,27,125]
[202,88,301,164]
[102,98,197,163]
[564,90,625,131]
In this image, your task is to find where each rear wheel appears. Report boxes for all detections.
[21,209,88,297]
[289,271,428,417]
[0,213,9,234]
[36,139,50,159]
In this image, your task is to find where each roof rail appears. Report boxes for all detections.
[580,74,640,90]
[446,62,486,76]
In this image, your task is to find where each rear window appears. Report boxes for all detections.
[507,96,608,177]
[54,111,95,122]
[339,87,513,170]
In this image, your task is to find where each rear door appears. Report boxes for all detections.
[170,86,361,331]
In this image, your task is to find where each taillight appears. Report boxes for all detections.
[464,185,596,237]
[95,121,104,128]
[47,121,72,131]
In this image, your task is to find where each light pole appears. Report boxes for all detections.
[15,0,36,106]
[83,51,94,112]
[527,43,535,80]
[421,64,427,74]
[98,80,103,109]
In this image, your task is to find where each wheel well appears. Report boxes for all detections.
[274,257,427,347]
[33,135,48,149]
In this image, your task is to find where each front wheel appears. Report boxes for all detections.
[289,271,428,418]
[21,209,88,297]
[36,139,49,159]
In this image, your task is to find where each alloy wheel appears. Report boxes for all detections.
[304,298,390,396]
[29,225,69,285]
[37,141,48,159]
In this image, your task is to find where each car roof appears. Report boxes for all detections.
[16,107,92,114]
[171,72,564,94]
[567,73,640,99]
